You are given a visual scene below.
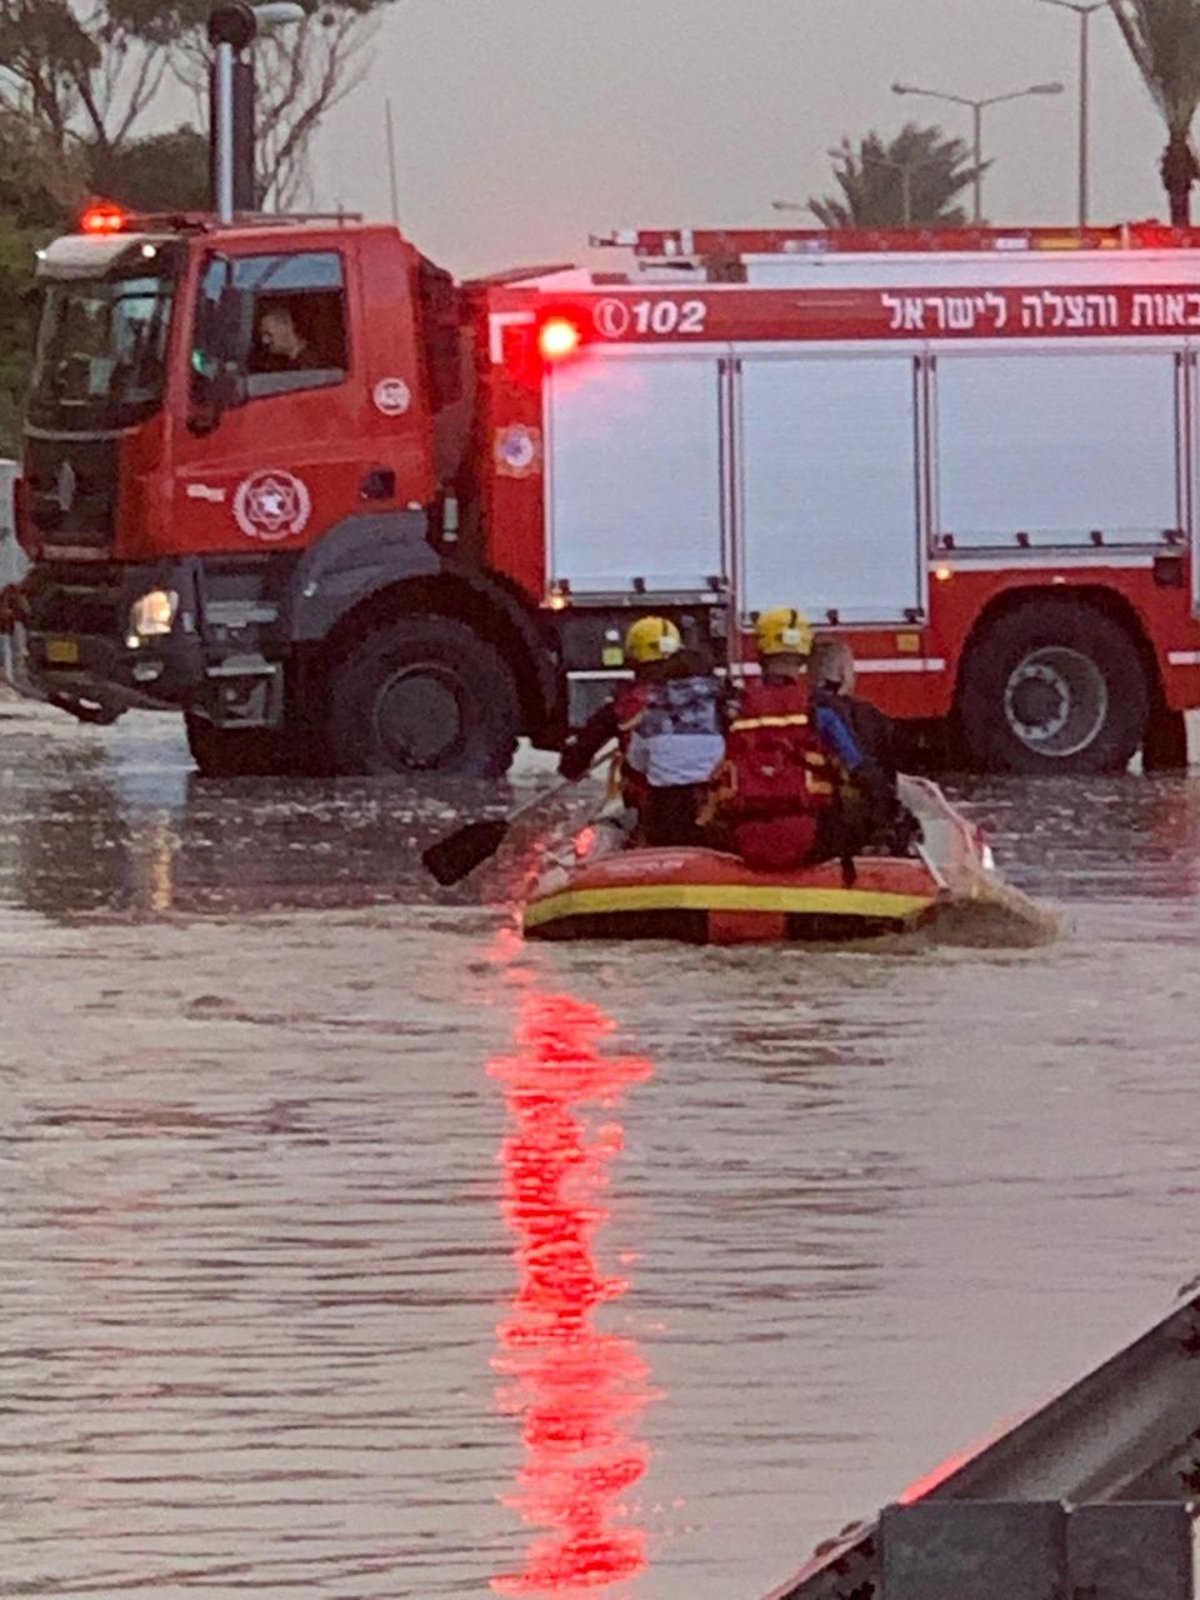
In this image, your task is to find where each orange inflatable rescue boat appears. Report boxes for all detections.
[523,778,1044,946]
[524,845,944,944]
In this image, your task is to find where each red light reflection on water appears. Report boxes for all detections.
[489,992,656,1594]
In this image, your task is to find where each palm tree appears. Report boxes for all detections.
[1110,0,1200,224]
[808,123,985,229]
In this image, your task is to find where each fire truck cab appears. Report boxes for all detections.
[17,210,1200,776]
[19,209,536,775]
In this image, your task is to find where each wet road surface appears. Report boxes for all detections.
[1,694,1199,1598]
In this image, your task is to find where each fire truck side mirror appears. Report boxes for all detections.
[188,364,247,436]
[189,258,249,433]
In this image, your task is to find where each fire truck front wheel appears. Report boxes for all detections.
[959,601,1148,775]
[327,616,520,777]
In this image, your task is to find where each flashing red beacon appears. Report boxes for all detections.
[537,315,582,361]
[80,202,128,236]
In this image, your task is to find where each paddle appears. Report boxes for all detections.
[423,750,613,887]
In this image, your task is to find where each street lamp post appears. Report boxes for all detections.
[1039,0,1106,228]
[892,80,1065,224]
[208,0,305,222]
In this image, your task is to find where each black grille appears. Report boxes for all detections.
[25,433,117,548]
[26,565,125,638]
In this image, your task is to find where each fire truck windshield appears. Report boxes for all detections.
[28,270,175,432]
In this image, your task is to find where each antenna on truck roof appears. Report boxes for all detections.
[384,98,400,226]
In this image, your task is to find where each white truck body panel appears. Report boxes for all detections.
[541,335,1196,619]
[737,353,922,620]
[527,240,1200,623]
[935,350,1182,549]
[546,354,725,594]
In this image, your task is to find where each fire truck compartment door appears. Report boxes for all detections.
[546,355,724,594]
[936,351,1179,549]
[738,355,921,621]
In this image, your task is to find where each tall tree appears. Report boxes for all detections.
[0,0,172,167]
[0,109,84,451]
[809,123,986,230]
[1110,0,1200,224]
[0,102,83,226]
[254,11,376,209]
[0,0,388,210]
[86,124,211,212]
[0,0,389,447]
[171,7,378,209]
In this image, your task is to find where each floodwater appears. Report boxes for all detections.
[1,693,1199,1600]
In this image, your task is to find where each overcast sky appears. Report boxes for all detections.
[309,0,1168,277]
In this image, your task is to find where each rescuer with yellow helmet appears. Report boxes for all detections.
[622,614,682,665]
[558,614,725,847]
[715,606,903,873]
[755,606,814,665]
[713,606,830,869]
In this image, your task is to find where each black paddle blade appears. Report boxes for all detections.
[422,818,510,886]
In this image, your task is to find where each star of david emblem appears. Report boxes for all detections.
[233,469,312,542]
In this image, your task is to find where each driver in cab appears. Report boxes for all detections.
[252,302,313,373]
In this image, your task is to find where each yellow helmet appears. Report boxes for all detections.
[624,616,682,665]
[756,607,813,659]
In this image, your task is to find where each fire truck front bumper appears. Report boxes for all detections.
[20,562,207,719]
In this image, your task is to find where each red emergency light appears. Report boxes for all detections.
[80,201,128,236]
[1126,220,1180,250]
[538,315,583,361]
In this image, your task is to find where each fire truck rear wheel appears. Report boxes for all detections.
[959,601,1148,775]
[327,616,520,777]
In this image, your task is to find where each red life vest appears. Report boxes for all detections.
[719,679,835,820]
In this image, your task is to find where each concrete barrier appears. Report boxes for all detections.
[880,1500,1199,1600]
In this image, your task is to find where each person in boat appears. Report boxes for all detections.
[558,616,726,847]
[808,636,904,779]
[808,636,922,858]
[714,608,896,872]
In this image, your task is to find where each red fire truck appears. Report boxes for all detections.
[15,210,1200,775]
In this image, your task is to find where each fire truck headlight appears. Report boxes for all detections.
[127,588,179,646]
